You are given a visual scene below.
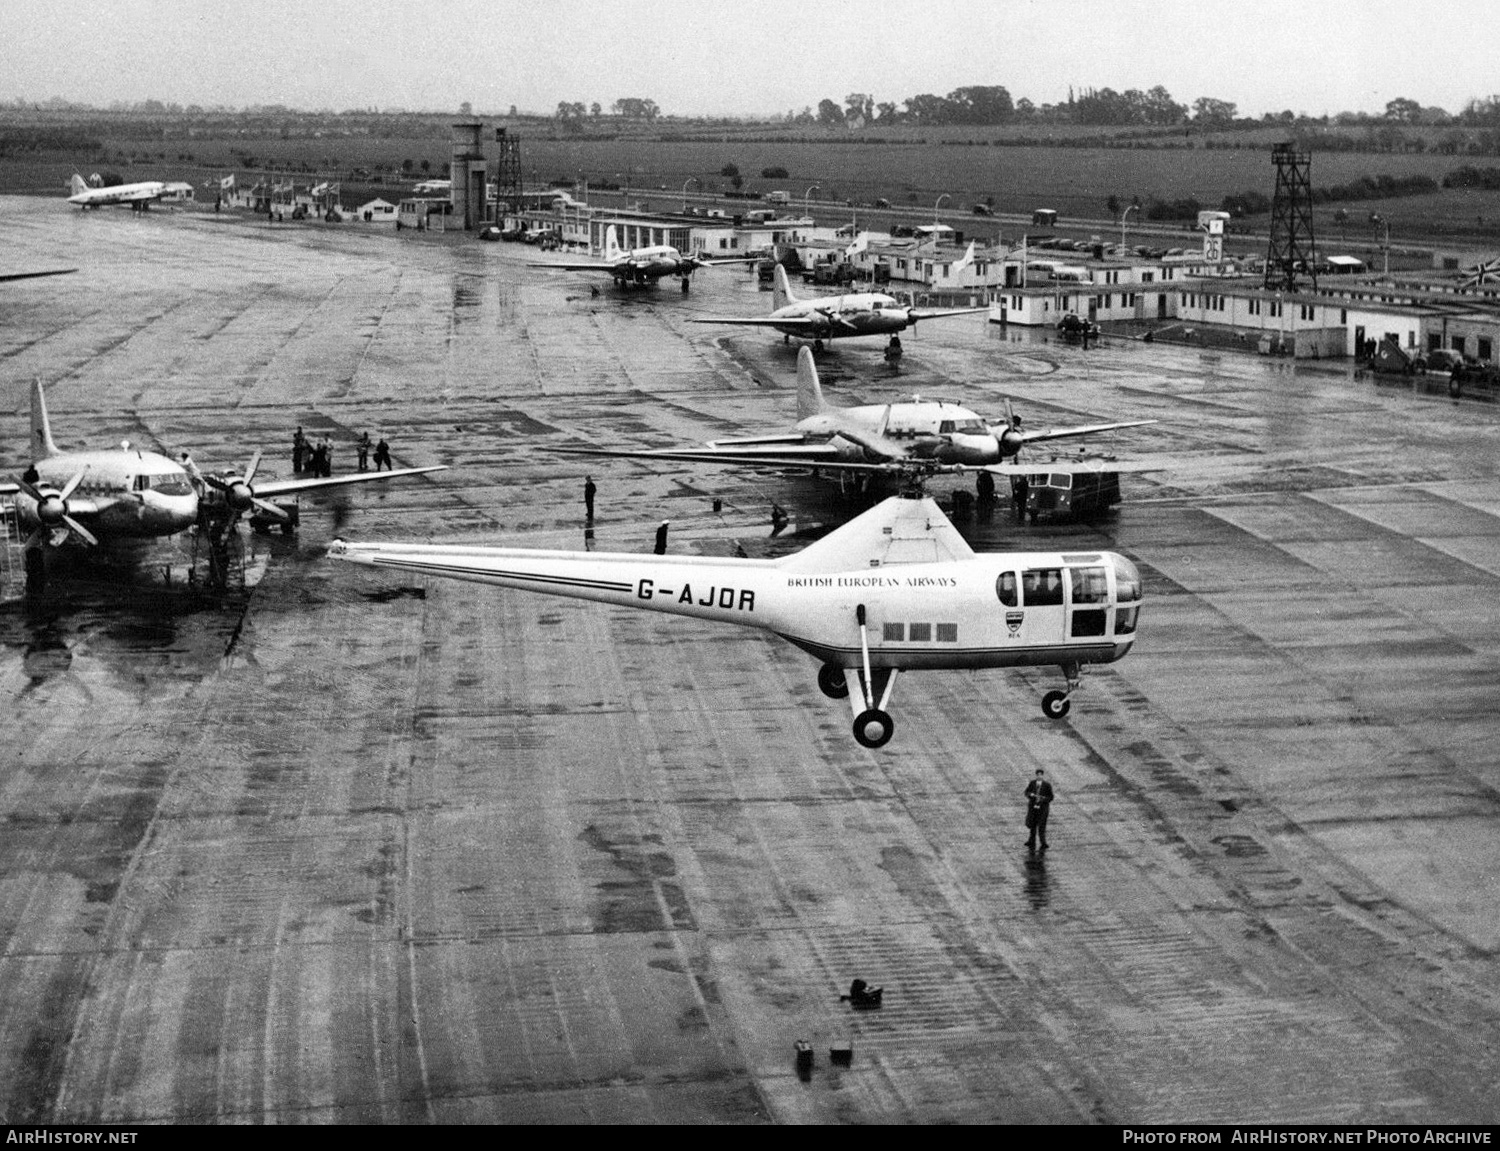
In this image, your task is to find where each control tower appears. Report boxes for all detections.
[450,122,488,230]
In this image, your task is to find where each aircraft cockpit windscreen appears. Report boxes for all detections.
[133,473,195,497]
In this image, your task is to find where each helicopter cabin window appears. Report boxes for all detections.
[996,571,1018,606]
[1022,568,1064,606]
[938,420,955,434]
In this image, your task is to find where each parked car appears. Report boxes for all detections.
[1417,349,1466,374]
[477,224,502,241]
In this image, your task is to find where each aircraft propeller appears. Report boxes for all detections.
[994,398,1026,458]
[201,450,291,524]
[17,470,98,548]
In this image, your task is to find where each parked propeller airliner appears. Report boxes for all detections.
[693,265,986,352]
[529,224,756,291]
[66,173,193,209]
[330,488,1144,746]
[0,379,447,590]
[554,346,1156,490]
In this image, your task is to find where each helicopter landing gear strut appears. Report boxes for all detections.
[1041,663,1083,719]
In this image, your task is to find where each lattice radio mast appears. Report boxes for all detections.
[493,127,523,219]
[1264,143,1317,292]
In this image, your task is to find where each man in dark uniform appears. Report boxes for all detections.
[584,475,597,521]
[292,427,306,474]
[654,520,670,555]
[1024,768,1054,850]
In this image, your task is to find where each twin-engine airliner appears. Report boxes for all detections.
[693,265,986,352]
[1,380,447,590]
[554,347,1156,489]
[66,173,193,209]
[329,491,1144,747]
[529,224,756,291]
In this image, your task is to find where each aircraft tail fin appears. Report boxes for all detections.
[795,346,827,421]
[773,263,799,310]
[68,174,87,199]
[30,378,59,458]
[604,224,622,261]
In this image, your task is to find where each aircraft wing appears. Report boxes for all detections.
[1013,419,1158,446]
[248,464,448,499]
[548,443,845,467]
[977,458,1167,476]
[907,306,990,321]
[527,261,619,273]
[690,316,823,329]
[696,256,762,266]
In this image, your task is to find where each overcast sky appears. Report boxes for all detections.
[8,0,1499,120]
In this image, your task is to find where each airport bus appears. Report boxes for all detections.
[1021,469,1121,522]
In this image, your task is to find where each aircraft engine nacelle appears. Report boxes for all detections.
[934,433,1002,466]
[995,424,1025,459]
[32,485,70,526]
[222,478,255,512]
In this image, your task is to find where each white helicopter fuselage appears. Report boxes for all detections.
[18,448,199,542]
[327,540,1139,672]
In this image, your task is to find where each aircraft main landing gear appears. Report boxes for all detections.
[853,708,894,748]
[680,276,690,293]
[23,547,45,594]
[846,604,899,747]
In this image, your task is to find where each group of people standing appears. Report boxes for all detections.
[292,427,392,476]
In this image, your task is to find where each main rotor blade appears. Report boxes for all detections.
[243,450,263,486]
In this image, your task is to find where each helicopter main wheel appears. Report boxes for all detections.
[852,708,894,748]
[817,664,849,699]
[1041,691,1071,719]
[813,339,824,352]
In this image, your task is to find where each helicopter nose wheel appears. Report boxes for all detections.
[853,708,894,748]
[1041,664,1082,719]
[1041,691,1071,719]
